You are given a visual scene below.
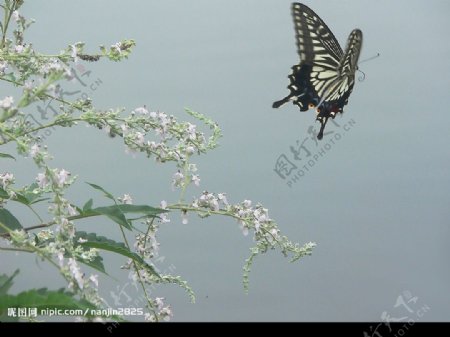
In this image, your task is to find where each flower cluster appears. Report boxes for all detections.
[144,297,173,322]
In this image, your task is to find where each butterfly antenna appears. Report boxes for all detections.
[357,69,366,82]
[358,52,380,65]
[357,52,380,82]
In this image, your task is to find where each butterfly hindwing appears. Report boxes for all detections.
[273,3,363,140]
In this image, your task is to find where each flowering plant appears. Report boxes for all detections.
[0,0,315,322]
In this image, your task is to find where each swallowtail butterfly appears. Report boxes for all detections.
[273,3,363,140]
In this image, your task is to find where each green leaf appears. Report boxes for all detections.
[0,153,15,160]
[77,254,106,275]
[0,269,20,296]
[75,231,161,280]
[83,198,93,212]
[86,182,115,201]
[0,187,9,199]
[0,288,97,319]
[0,208,23,234]
[13,183,49,206]
[117,204,167,216]
[89,205,132,230]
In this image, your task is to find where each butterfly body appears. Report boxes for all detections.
[273,3,363,140]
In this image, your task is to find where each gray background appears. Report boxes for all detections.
[2,0,449,321]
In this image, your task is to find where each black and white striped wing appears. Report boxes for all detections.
[273,3,363,140]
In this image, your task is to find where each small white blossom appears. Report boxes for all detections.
[56,169,70,186]
[186,146,195,155]
[135,132,145,146]
[160,200,167,209]
[134,106,148,115]
[14,45,24,53]
[172,171,184,189]
[191,174,200,186]
[0,172,14,189]
[218,193,228,205]
[12,10,20,22]
[67,204,77,216]
[240,223,249,236]
[181,212,188,225]
[155,297,165,311]
[160,306,173,321]
[186,123,197,140]
[77,237,88,244]
[57,251,65,267]
[89,274,99,287]
[36,172,48,188]
[0,96,14,109]
[68,258,84,289]
[30,144,40,157]
[122,194,133,204]
[0,61,8,74]
[144,313,156,322]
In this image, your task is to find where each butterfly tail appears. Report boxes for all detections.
[317,117,328,140]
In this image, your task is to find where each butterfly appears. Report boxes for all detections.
[273,3,363,140]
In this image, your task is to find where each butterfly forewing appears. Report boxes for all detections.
[292,3,342,67]
[273,3,363,140]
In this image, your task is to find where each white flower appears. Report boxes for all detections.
[89,274,99,287]
[0,61,8,74]
[135,132,145,146]
[14,45,24,53]
[67,204,78,216]
[160,306,173,321]
[0,96,14,109]
[254,221,261,232]
[186,123,197,140]
[160,213,170,224]
[0,172,14,189]
[69,44,79,63]
[56,169,70,186]
[120,123,129,135]
[12,10,20,22]
[134,106,148,115]
[77,237,88,244]
[243,200,252,208]
[57,250,65,267]
[210,198,219,211]
[186,146,195,155]
[155,297,165,311]
[218,193,228,205]
[68,258,84,289]
[240,223,249,236]
[181,212,188,225]
[111,42,122,54]
[122,194,133,204]
[269,228,279,239]
[171,171,184,189]
[144,313,156,322]
[191,174,200,186]
[36,172,48,188]
[160,200,167,209]
[30,144,40,157]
